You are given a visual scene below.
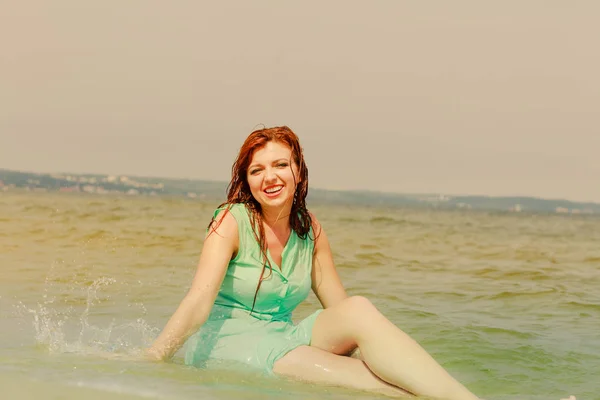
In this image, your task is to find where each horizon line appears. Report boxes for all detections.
[1,166,598,206]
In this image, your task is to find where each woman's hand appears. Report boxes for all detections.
[143,347,166,362]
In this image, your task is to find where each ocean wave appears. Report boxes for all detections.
[484,288,560,300]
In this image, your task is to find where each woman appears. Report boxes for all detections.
[147,126,480,399]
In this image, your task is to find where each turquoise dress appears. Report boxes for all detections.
[184,203,322,374]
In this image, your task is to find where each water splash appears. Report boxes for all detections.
[20,276,159,357]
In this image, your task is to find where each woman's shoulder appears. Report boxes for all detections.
[207,205,239,240]
[213,202,248,218]
[210,203,251,231]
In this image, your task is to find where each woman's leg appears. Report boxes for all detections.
[309,296,479,400]
[273,345,412,397]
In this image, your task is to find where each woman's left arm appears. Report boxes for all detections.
[310,215,348,309]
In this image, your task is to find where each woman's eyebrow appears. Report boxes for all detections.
[249,157,290,169]
[248,161,264,168]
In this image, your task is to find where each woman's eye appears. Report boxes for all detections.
[250,169,261,175]
[277,163,289,168]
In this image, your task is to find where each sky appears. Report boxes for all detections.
[1,1,599,202]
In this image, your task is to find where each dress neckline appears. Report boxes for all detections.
[267,229,295,272]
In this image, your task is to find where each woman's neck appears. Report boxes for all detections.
[261,204,292,230]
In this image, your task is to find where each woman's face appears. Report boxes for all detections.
[246,141,300,211]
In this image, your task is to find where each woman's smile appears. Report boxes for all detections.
[264,184,284,197]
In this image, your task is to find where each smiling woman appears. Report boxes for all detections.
[247,143,297,209]
[247,143,303,222]
[145,126,481,400]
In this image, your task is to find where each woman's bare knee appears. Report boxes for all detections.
[338,296,380,323]
[340,296,377,314]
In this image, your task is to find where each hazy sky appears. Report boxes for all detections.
[2,1,599,202]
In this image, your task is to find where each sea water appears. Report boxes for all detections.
[1,191,597,399]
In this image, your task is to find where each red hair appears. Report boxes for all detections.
[210,126,314,310]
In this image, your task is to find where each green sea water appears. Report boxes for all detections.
[1,191,598,400]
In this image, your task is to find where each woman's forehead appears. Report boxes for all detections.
[250,141,292,163]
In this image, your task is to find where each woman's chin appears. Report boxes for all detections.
[259,194,292,209]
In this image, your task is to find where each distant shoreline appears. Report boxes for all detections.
[1,168,598,215]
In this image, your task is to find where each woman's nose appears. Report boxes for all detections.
[264,167,277,182]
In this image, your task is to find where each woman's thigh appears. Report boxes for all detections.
[272,345,411,397]
[309,296,383,355]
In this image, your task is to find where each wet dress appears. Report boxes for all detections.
[184,203,322,374]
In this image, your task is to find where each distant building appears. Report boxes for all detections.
[555,207,569,213]
[59,186,79,193]
[510,204,522,212]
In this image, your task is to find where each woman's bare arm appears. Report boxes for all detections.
[146,210,238,360]
[310,214,348,309]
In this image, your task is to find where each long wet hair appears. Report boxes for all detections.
[209,126,313,310]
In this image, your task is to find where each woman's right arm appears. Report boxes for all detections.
[146,210,238,361]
